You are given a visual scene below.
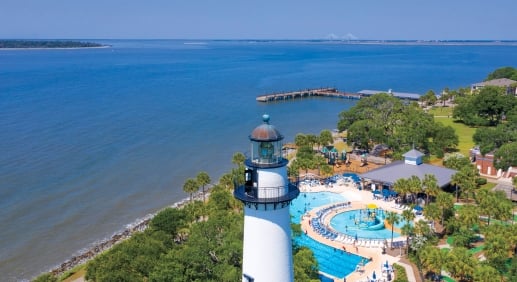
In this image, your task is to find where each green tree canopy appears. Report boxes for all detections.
[486,66,517,81]
[494,142,517,170]
[453,86,517,126]
[318,129,333,147]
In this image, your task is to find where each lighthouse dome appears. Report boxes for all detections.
[250,114,283,141]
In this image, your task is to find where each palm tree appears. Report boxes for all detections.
[393,178,410,204]
[477,190,500,226]
[294,133,308,147]
[385,211,400,248]
[218,173,234,190]
[196,171,211,202]
[419,245,446,278]
[435,191,454,227]
[422,174,439,205]
[450,170,463,203]
[459,165,478,202]
[232,152,246,166]
[313,155,327,176]
[445,247,476,281]
[408,175,422,205]
[401,208,415,255]
[457,204,479,229]
[423,203,441,231]
[473,265,503,282]
[183,178,199,203]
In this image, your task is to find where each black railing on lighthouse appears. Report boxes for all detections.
[234,182,300,206]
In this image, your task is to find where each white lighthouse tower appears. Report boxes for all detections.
[234,114,299,282]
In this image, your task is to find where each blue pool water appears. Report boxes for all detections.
[294,233,366,280]
[330,210,402,239]
[291,190,369,279]
[290,191,346,224]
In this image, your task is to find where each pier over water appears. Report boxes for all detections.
[256,88,421,102]
[256,88,362,102]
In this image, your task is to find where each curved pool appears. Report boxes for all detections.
[290,191,346,224]
[330,209,402,239]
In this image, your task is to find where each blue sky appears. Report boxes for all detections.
[1,0,516,40]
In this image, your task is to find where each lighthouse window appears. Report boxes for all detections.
[259,141,274,160]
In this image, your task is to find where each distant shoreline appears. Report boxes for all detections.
[0,40,109,50]
[0,45,110,51]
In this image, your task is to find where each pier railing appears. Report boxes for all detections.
[256,88,362,102]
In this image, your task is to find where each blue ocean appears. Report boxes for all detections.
[2,40,517,280]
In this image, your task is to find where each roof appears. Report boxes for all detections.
[358,90,421,100]
[472,78,517,87]
[249,114,284,141]
[360,160,457,188]
[403,149,425,158]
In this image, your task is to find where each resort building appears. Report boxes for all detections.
[469,147,501,177]
[360,149,457,192]
[471,78,517,95]
[358,89,421,101]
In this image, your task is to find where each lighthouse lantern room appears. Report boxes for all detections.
[234,114,299,282]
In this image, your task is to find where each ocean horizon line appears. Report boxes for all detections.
[2,38,517,44]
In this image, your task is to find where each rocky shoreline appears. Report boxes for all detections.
[48,190,208,277]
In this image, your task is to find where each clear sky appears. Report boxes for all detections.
[1,0,516,40]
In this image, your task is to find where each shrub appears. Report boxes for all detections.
[475,177,487,186]
[393,263,409,282]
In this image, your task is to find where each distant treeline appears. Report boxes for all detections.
[0,40,105,48]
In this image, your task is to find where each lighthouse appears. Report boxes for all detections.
[234,114,300,282]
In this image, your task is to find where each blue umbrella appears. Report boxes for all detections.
[414,205,423,211]
[373,190,381,195]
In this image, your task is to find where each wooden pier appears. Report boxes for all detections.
[256,88,363,102]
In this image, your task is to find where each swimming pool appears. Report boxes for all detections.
[290,191,346,224]
[291,191,367,279]
[294,233,366,280]
[330,209,402,239]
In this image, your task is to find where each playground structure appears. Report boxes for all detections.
[351,207,385,231]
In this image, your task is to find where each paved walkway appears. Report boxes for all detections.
[299,182,418,282]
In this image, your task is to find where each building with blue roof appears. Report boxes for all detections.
[360,149,457,189]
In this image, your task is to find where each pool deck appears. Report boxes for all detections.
[300,183,418,282]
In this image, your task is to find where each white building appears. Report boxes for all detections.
[233,114,299,282]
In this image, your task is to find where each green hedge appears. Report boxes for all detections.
[393,263,409,282]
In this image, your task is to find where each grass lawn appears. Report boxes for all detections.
[433,116,477,156]
[429,105,477,156]
[428,106,453,117]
